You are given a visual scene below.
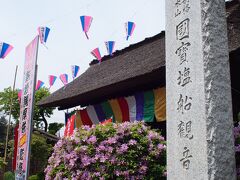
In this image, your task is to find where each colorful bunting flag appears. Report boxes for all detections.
[80,15,93,39]
[38,26,50,44]
[125,21,136,40]
[91,48,102,62]
[105,41,115,55]
[0,42,13,59]
[49,75,57,88]
[36,80,44,90]
[59,74,68,85]
[71,65,80,79]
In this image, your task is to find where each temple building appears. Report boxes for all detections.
[38,0,240,136]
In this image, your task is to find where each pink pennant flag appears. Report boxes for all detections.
[59,74,68,85]
[36,80,44,90]
[49,75,57,88]
[91,48,102,62]
[80,16,93,39]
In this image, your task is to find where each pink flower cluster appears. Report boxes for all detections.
[45,121,166,179]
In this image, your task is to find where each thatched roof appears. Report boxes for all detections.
[39,32,166,109]
[39,1,240,110]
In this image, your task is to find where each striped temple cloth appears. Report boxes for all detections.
[135,92,144,121]
[70,87,166,127]
[143,90,155,122]
[125,96,136,122]
[154,87,166,122]
[109,99,123,123]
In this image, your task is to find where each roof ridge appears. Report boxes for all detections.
[89,31,165,66]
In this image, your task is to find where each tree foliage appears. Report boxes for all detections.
[0,87,54,131]
[30,134,52,175]
[0,87,20,121]
[0,116,7,143]
[48,123,64,135]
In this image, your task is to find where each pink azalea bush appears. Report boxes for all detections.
[45,121,166,179]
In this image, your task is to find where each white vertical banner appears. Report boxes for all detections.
[16,36,39,180]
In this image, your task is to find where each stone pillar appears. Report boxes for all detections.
[166,0,236,179]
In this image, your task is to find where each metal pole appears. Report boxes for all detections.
[3,65,18,168]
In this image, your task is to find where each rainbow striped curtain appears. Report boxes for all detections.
[72,87,166,127]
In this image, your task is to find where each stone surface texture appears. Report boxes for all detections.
[166,0,236,179]
[202,1,236,179]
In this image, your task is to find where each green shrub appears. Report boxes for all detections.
[28,175,38,180]
[28,172,45,180]
[3,171,14,180]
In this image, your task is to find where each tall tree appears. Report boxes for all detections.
[0,87,54,131]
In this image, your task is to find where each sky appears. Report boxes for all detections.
[0,0,165,125]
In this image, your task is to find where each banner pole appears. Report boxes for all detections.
[25,35,39,179]
[3,65,18,169]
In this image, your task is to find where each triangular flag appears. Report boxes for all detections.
[105,41,115,55]
[49,75,57,87]
[59,74,68,85]
[91,48,102,62]
[38,26,50,44]
[0,42,13,59]
[80,16,93,39]
[36,80,44,90]
[125,21,136,40]
[71,65,80,79]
